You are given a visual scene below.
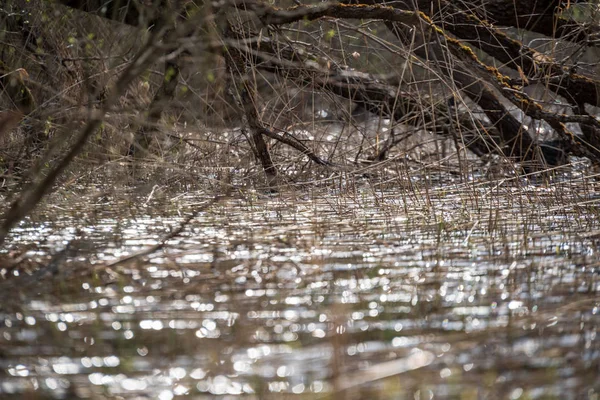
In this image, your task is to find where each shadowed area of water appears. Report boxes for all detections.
[1,172,599,399]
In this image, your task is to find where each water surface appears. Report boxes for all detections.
[1,172,599,399]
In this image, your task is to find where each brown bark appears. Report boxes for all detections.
[224,23,278,186]
[344,0,598,45]
[0,28,172,246]
[338,1,600,110]
[385,22,539,162]
[34,0,600,165]
[239,35,503,157]
[244,0,599,163]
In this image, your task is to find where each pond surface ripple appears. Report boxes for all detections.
[1,175,599,399]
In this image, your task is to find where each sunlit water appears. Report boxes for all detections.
[1,172,599,399]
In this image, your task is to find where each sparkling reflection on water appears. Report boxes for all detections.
[1,174,600,399]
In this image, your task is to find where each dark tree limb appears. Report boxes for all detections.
[341,0,598,46]
[223,23,278,186]
[261,127,332,166]
[299,1,600,111]
[32,0,600,166]
[237,0,598,164]
[232,34,504,157]
[232,4,533,160]
[47,0,194,160]
[0,27,172,246]
[50,0,600,111]
[54,0,600,47]
[439,29,600,160]
[432,2,600,110]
